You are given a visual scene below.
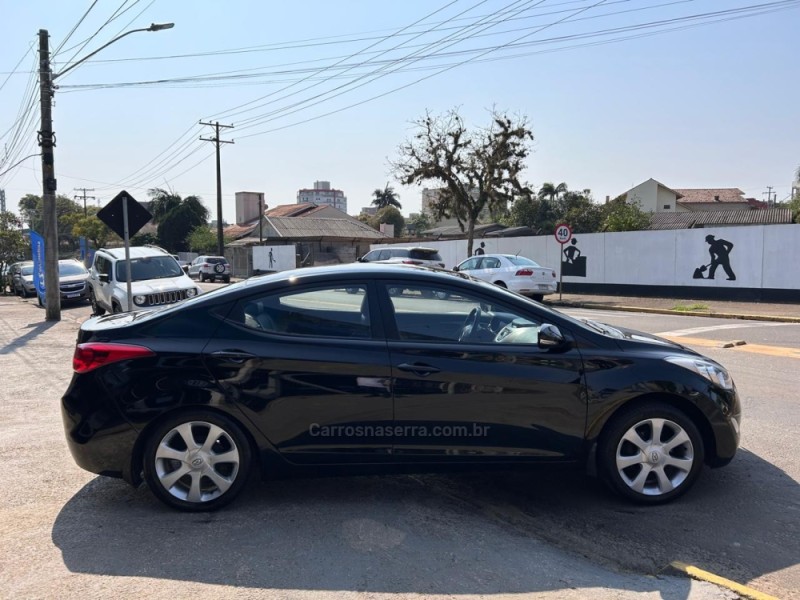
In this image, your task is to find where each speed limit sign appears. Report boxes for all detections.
[554,223,572,244]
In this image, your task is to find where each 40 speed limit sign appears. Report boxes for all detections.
[554,223,572,244]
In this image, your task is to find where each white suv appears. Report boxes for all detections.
[88,246,202,314]
[358,247,445,268]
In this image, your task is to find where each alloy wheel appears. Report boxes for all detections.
[154,421,241,505]
[615,417,694,496]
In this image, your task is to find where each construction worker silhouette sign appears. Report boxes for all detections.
[693,235,736,280]
[561,238,586,277]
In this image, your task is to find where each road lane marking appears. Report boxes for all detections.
[656,323,786,337]
[668,561,779,600]
[664,336,800,359]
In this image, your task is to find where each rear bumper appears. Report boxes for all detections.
[61,376,139,483]
[513,282,558,296]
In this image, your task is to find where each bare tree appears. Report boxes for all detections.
[392,108,534,256]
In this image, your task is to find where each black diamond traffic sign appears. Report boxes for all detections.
[97,190,152,239]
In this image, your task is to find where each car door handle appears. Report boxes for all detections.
[211,350,256,363]
[397,362,440,377]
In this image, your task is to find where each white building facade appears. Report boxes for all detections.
[297,180,347,213]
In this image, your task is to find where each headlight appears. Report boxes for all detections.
[665,356,734,390]
[186,288,198,298]
[133,295,147,305]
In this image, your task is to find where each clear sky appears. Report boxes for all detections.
[1,0,798,223]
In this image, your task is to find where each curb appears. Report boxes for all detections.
[666,561,779,600]
[546,301,800,323]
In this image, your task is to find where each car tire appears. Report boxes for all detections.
[223,276,230,283]
[200,274,207,283]
[598,402,704,504]
[531,294,544,302]
[142,410,253,511]
[112,300,122,314]
[90,289,105,316]
[494,281,507,289]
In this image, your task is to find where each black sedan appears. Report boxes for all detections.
[61,264,741,511]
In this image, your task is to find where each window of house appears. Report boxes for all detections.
[663,205,671,209]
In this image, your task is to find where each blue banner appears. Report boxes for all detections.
[30,230,46,304]
[79,236,87,261]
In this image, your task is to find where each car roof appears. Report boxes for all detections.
[99,246,170,259]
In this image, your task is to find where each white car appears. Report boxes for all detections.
[454,253,557,301]
[88,246,202,314]
[358,247,445,269]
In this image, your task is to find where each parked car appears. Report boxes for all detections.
[62,264,740,511]
[358,246,445,269]
[88,246,202,314]
[51,259,91,305]
[10,261,35,297]
[455,254,557,301]
[188,255,231,283]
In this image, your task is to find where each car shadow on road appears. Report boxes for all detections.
[52,449,798,598]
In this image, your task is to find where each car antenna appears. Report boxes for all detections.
[516,249,521,257]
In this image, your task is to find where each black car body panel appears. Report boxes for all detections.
[61,264,741,505]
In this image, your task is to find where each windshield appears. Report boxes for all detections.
[59,262,88,276]
[21,266,34,275]
[116,256,183,282]
[507,256,540,267]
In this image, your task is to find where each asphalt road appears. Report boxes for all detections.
[1,290,796,599]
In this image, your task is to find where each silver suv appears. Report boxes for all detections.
[358,247,445,268]
[88,246,202,314]
[188,255,231,283]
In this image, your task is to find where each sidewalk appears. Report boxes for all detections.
[545,293,800,322]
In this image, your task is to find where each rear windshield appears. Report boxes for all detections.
[58,262,88,276]
[205,257,228,264]
[116,256,183,281]
[507,256,540,267]
[409,249,442,261]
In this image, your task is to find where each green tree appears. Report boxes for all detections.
[0,212,26,294]
[537,182,568,203]
[406,212,432,236]
[60,205,118,250]
[602,197,651,232]
[371,183,402,210]
[393,108,534,256]
[187,225,218,253]
[146,189,209,251]
[17,193,81,239]
[374,206,405,237]
[130,232,159,246]
[560,191,605,234]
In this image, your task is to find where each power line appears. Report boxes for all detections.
[52,0,101,56]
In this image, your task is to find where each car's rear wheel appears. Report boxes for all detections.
[89,289,105,315]
[598,402,704,504]
[200,274,207,283]
[531,294,544,302]
[494,281,507,288]
[142,411,253,511]
[223,276,230,283]
[112,300,122,313]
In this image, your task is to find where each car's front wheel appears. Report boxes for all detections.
[598,402,704,504]
[142,411,253,511]
[89,289,105,316]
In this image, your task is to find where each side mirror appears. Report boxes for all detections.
[452,266,459,272]
[538,323,565,349]
[98,273,109,283]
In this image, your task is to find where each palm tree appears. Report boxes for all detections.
[372,183,402,210]
[537,182,568,203]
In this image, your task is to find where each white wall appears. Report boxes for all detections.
[371,224,800,290]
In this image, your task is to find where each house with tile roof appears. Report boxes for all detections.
[620,179,766,214]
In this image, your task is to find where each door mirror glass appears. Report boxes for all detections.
[98,273,109,283]
[538,323,565,348]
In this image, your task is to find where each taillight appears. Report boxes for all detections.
[73,343,155,374]
[515,268,533,276]
[402,259,422,265]
[552,271,556,278]
[202,263,210,268]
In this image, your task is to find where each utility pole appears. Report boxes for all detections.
[74,187,96,216]
[38,29,60,321]
[763,186,776,207]
[200,121,234,256]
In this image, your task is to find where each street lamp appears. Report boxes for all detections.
[38,23,174,321]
